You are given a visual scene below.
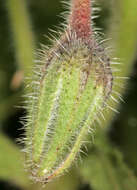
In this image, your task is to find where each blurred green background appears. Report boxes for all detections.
[0,0,137,189]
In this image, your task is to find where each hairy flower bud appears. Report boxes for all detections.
[23,0,113,184]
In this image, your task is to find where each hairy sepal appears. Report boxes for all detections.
[24,37,111,183]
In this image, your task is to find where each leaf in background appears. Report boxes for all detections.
[0,134,29,188]
[79,130,137,190]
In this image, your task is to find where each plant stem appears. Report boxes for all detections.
[69,0,92,40]
[6,0,35,79]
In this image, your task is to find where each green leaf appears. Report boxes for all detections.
[0,133,29,188]
[79,130,137,190]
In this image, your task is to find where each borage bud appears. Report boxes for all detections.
[24,0,113,184]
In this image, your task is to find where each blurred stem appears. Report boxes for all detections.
[1,0,36,120]
[103,0,137,128]
[116,0,137,71]
[6,0,35,79]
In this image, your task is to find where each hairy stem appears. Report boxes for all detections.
[69,0,92,40]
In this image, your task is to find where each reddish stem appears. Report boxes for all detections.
[69,0,92,40]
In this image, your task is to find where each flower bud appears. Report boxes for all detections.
[24,0,113,184]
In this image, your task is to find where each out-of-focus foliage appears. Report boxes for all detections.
[0,134,29,188]
[0,0,137,189]
[80,130,137,190]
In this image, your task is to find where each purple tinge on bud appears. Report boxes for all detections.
[69,0,92,41]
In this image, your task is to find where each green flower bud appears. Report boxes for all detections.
[23,0,113,184]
